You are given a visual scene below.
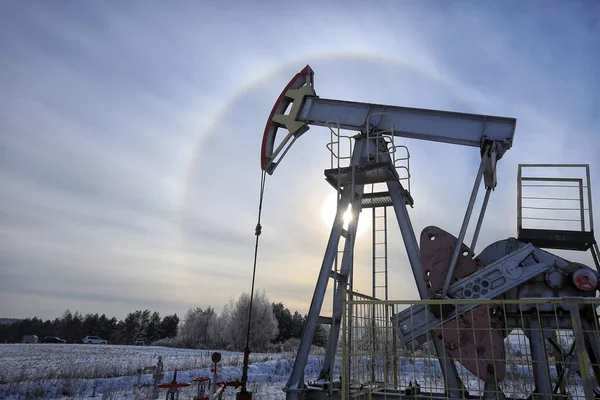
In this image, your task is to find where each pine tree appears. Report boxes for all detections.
[146,312,163,343]
[161,314,179,338]
[272,302,294,343]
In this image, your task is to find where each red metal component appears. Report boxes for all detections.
[435,304,506,382]
[236,391,253,400]
[241,346,250,391]
[420,226,506,382]
[192,376,210,400]
[261,65,314,171]
[156,382,191,389]
[573,268,598,291]
[420,226,482,296]
[153,372,165,381]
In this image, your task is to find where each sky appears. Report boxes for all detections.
[1,1,599,320]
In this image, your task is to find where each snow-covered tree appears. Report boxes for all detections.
[226,290,278,351]
[179,307,217,348]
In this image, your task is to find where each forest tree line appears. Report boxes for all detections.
[0,291,327,351]
[0,309,179,345]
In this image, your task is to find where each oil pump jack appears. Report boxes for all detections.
[260,65,600,399]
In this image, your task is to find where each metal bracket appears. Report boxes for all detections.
[271,83,316,137]
[392,244,553,344]
[482,142,499,190]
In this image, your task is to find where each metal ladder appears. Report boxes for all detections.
[326,120,355,312]
[364,115,410,301]
[372,206,388,300]
[318,122,357,390]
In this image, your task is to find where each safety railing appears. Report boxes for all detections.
[517,164,594,233]
[342,292,600,400]
[326,120,354,171]
[392,143,411,195]
[342,291,398,399]
[324,115,412,197]
[365,113,411,195]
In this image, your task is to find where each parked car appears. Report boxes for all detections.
[135,339,145,346]
[82,336,107,344]
[22,335,38,344]
[42,336,66,344]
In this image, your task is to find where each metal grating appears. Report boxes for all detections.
[324,162,400,188]
[362,191,414,208]
[342,292,600,400]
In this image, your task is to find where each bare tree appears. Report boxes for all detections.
[179,307,217,348]
[209,299,234,349]
[227,290,278,351]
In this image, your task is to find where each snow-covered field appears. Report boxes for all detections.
[1,336,589,400]
[0,344,324,399]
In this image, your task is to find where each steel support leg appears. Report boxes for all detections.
[483,381,506,400]
[441,150,489,296]
[387,179,429,297]
[285,139,368,399]
[548,335,577,395]
[285,184,354,398]
[387,179,466,398]
[582,319,600,396]
[471,187,492,252]
[528,317,552,400]
[591,243,600,271]
[322,186,365,381]
[569,302,596,400]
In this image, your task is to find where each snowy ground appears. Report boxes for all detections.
[0,336,590,400]
[0,344,320,399]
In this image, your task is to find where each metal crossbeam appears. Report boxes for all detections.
[299,97,516,157]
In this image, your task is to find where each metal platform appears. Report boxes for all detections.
[361,191,414,208]
[518,228,596,251]
[324,162,400,187]
[517,164,598,265]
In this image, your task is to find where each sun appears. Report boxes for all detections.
[320,192,369,237]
